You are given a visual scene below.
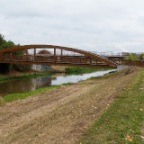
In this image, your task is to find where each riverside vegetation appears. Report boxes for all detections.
[65,67,106,74]
[0,72,51,83]
[0,85,61,104]
[0,67,106,83]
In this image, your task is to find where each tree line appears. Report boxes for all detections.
[127,53,144,61]
[0,34,31,73]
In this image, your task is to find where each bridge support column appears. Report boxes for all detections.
[61,49,63,62]
[26,49,28,61]
[90,58,92,64]
[10,53,12,60]
[61,49,63,57]
[34,48,36,61]
[54,48,56,63]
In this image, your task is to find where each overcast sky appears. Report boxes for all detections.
[0,0,144,52]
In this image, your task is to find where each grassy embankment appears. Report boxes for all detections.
[80,68,144,143]
[0,72,60,104]
[0,85,61,105]
[65,67,108,74]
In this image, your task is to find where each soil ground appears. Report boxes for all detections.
[0,67,139,144]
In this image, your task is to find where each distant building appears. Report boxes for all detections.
[32,50,52,71]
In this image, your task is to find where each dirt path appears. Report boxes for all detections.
[0,67,139,144]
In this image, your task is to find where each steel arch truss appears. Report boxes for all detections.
[0,45,117,68]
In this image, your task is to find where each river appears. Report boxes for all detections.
[0,69,116,95]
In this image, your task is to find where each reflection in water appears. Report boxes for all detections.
[0,79,36,95]
[36,77,51,88]
[51,70,116,85]
[0,77,52,95]
[0,69,116,95]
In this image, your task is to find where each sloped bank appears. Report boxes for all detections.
[80,67,144,144]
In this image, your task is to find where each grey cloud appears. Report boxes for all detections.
[1,0,144,52]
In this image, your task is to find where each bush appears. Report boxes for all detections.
[139,53,144,60]
[65,67,104,74]
[127,54,139,61]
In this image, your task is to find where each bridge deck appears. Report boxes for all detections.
[0,45,117,68]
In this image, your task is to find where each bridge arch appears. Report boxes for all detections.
[0,45,117,68]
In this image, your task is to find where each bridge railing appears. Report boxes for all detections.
[1,53,113,68]
[122,60,144,67]
[90,52,125,57]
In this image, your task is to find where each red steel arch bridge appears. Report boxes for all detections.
[0,45,117,68]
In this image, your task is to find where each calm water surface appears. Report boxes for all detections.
[0,69,116,95]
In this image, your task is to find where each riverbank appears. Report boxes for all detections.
[0,85,62,104]
[0,67,106,83]
[80,67,144,143]
[0,65,66,83]
[0,71,52,83]
[0,66,142,144]
[65,67,107,74]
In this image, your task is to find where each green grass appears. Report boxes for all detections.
[65,67,108,74]
[80,69,144,144]
[3,85,61,103]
